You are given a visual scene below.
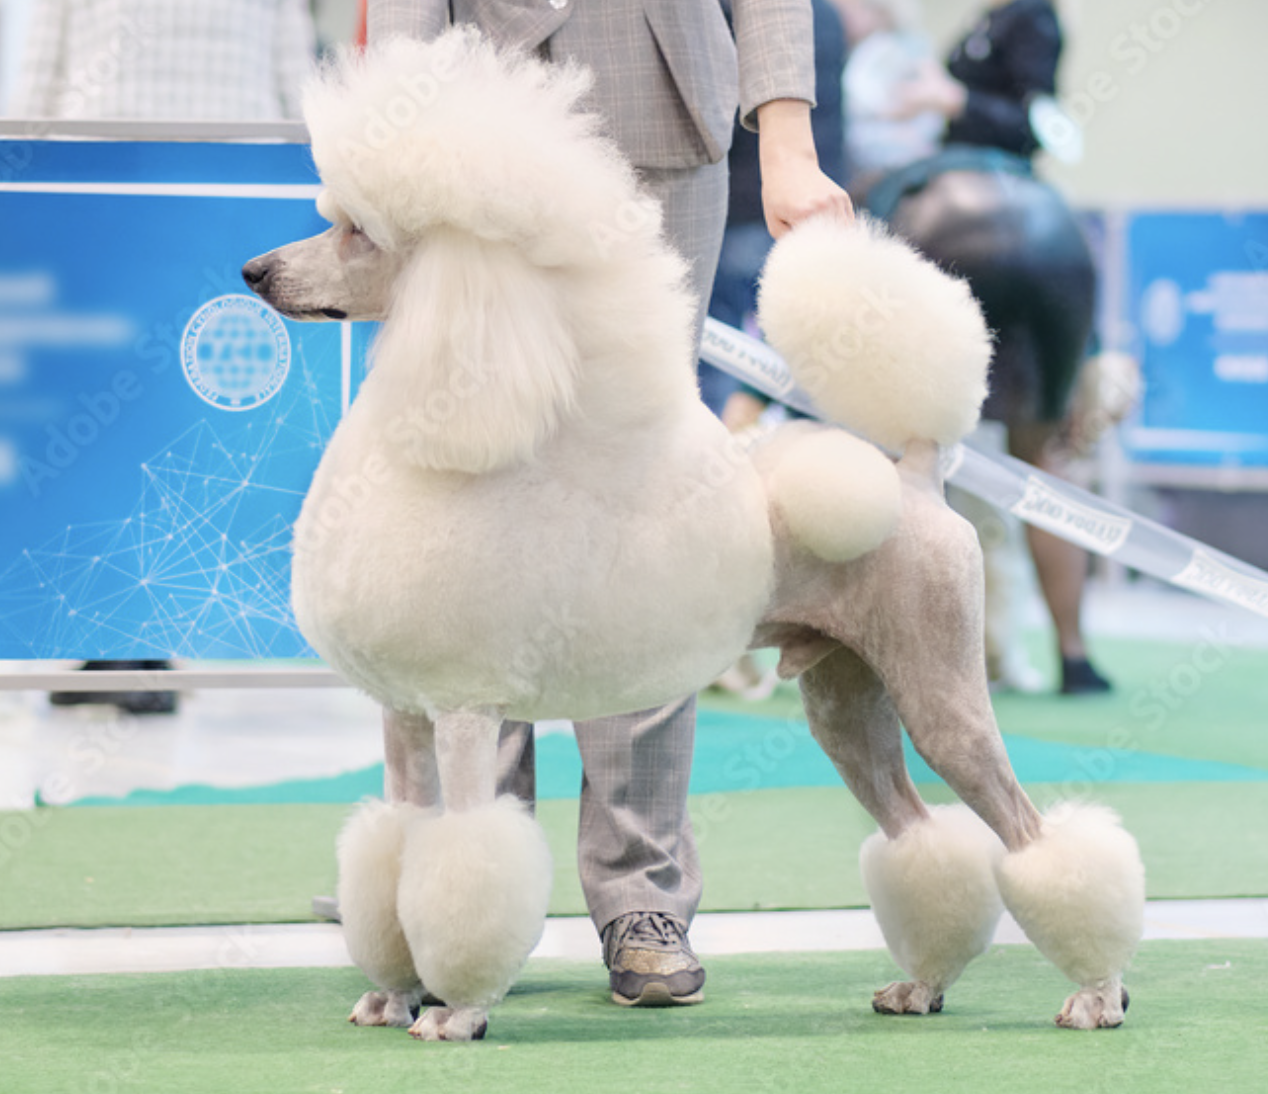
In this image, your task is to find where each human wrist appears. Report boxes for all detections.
[755,98,818,166]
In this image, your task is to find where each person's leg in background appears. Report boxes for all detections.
[1008,420,1112,695]
[1013,247,1111,696]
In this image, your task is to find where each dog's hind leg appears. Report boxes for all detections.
[994,802,1144,1029]
[396,707,553,1042]
[856,444,1144,1027]
[801,647,1004,1016]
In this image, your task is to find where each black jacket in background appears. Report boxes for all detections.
[945,0,1061,158]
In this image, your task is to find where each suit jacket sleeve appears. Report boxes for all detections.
[367,0,449,42]
[732,0,816,132]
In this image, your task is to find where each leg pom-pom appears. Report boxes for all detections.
[995,802,1145,1029]
[861,805,1005,1013]
[397,796,553,1017]
[337,799,428,1012]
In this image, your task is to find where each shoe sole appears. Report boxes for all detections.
[611,983,704,1008]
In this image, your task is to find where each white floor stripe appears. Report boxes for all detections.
[3,899,1265,979]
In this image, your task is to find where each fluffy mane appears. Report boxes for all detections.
[304,30,654,264]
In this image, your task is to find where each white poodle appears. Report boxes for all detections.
[243,29,1145,1043]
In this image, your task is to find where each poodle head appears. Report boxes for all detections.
[303,28,655,264]
[241,28,684,475]
[241,203,407,323]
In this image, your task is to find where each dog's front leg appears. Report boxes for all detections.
[342,710,442,1028]
[397,708,553,1043]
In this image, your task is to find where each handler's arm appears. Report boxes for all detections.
[733,0,853,238]
[756,98,853,238]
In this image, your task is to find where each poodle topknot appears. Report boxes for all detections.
[305,30,652,263]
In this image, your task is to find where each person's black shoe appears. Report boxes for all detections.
[49,660,179,715]
[1060,657,1112,696]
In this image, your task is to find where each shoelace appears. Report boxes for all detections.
[605,912,692,960]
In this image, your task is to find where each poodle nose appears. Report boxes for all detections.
[241,256,273,295]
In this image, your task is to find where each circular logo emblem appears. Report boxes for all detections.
[181,294,291,411]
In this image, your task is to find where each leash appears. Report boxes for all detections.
[701,317,1268,621]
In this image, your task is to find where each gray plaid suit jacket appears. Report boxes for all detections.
[367,0,815,169]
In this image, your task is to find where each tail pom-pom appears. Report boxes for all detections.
[757,215,992,453]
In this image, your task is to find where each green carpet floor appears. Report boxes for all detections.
[2,781,1265,930]
[2,942,1264,1094]
[71,635,1268,808]
[2,634,1264,929]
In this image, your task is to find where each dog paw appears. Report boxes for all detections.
[1055,980,1130,1029]
[871,980,944,1015]
[409,1006,489,1042]
[349,989,421,1028]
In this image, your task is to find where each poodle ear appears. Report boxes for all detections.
[367,231,581,473]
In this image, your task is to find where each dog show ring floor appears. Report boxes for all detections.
[1,580,1266,1092]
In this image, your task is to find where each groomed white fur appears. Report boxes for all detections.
[396,797,553,1009]
[861,805,1006,1011]
[284,33,997,723]
[996,802,1145,1026]
[237,29,1140,1040]
[367,231,583,473]
[306,30,646,263]
[337,800,425,1003]
[758,214,992,453]
[766,425,902,562]
[288,33,780,722]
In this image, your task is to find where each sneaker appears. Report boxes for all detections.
[601,911,705,1007]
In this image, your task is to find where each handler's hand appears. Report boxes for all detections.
[756,99,854,239]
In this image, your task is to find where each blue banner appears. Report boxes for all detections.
[1126,211,1268,467]
[0,140,371,659]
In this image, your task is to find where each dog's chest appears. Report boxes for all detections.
[291,425,775,716]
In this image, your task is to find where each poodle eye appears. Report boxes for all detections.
[338,224,378,260]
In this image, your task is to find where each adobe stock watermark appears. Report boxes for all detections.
[796,283,902,396]
[586,194,662,262]
[19,371,144,498]
[1049,622,1233,802]
[691,710,812,852]
[1047,0,1215,145]
[507,603,586,700]
[292,449,392,557]
[292,348,508,556]
[72,925,266,1094]
[16,264,245,499]
[332,51,464,168]
[0,667,170,826]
